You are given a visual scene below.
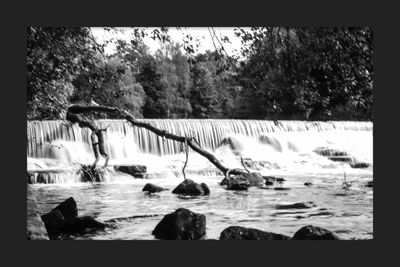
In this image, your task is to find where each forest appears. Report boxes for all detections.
[27,27,373,121]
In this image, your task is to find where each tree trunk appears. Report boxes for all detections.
[66,104,245,176]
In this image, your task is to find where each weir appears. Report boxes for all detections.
[27,119,372,159]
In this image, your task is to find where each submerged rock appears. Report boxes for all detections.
[263,176,285,185]
[274,187,291,191]
[114,165,147,178]
[313,147,349,157]
[152,208,206,240]
[304,182,313,186]
[350,162,371,168]
[221,172,265,187]
[276,202,317,209]
[292,225,340,240]
[220,226,290,240]
[172,179,210,196]
[142,183,167,193]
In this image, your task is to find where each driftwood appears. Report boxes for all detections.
[66,104,246,176]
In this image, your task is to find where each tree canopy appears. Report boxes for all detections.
[27,27,373,121]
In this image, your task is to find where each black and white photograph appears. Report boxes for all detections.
[26,27,373,240]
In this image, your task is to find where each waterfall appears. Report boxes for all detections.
[27,119,372,159]
[27,120,373,184]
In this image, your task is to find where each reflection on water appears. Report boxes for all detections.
[31,171,373,240]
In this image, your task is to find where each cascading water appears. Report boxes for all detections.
[27,119,373,184]
[27,119,373,240]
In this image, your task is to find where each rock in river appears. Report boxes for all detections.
[220,226,291,240]
[276,202,317,209]
[172,179,210,196]
[152,208,206,240]
[292,225,340,240]
[142,183,167,193]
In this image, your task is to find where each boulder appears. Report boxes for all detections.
[50,197,78,220]
[40,197,106,238]
[115,165,147,177]
[276,202,317,209]
[226,178,249,191]
[292,225,340,240]
[221,172,265,188]
[220,226,291,240]
[142,183,168,193]
[152,208,206,240]
[172,179,210,196]
[59,216,106,234]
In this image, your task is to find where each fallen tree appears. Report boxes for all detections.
[66,104,246,176]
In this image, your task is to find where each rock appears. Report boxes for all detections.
[41,209,65,230]
[313,147,348,157]
[81,166,106,182]
[292,225,340,240]
[50,197,78,220]
[328,156,355,163]
[115,165,147,177]
[365,181,373,188]
[152,208,206,240]
[350,162,371,168]
[276,202,317,209]
[220,226,291,240]
[142,183,167,193]
[172,179,210,196]
[226,179,249,191]
[59,216,106,234]
[304,182,313,186]
[221,172,264,187]
[263,176,285,185]
[274,187,291,191]
[265,180,274,186]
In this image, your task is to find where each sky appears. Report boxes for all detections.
[91,27,246,57]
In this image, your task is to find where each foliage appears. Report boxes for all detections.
[27,27,373,121]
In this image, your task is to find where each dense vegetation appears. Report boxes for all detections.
[27,27,373,121]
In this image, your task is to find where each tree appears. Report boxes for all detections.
[27,27,100,119]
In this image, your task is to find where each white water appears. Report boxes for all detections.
[27,119,373,240]
[27,120,372,183]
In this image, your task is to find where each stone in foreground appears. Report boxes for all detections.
[152,208,206,240]
[276,202,317,209]
[172,179,210,196]
[142,183,168,193]
[41,197,106,238]
[220,226,291,240]
[292,225,340,240]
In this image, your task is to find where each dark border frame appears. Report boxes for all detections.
[3,0,397,266]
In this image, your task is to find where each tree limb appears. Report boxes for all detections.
[66,104,247,176]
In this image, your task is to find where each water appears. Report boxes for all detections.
[27,120,373,240]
